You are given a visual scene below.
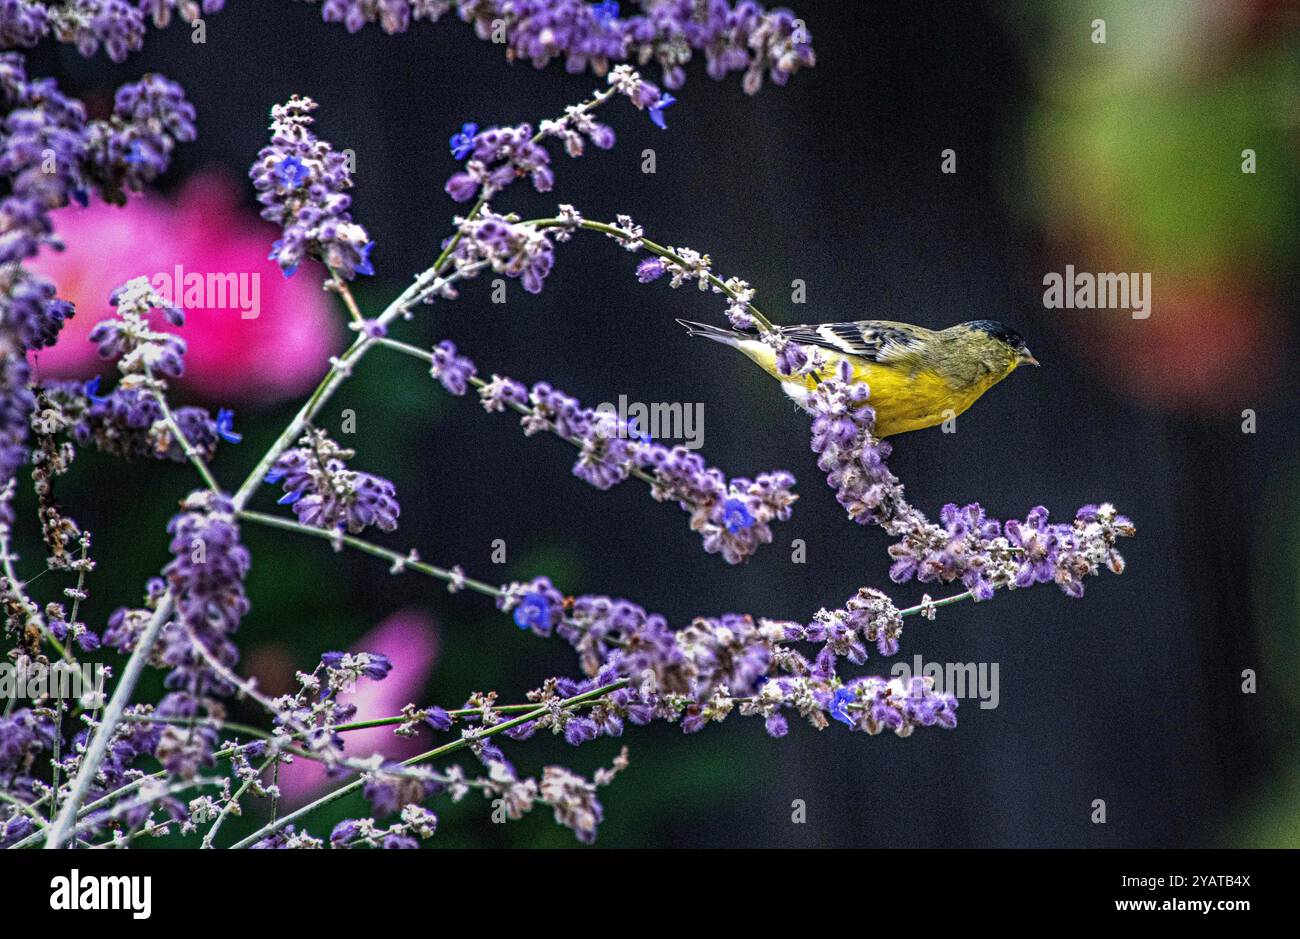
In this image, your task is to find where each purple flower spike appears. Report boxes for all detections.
[250,96,374,280]
[806,367,1134,600]
[268,430,400,534]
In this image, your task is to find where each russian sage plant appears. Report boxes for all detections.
[0,2,1131,849]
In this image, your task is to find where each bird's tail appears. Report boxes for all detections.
[675,319,748,346]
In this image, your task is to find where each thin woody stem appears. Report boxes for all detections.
[200,753,276,850]
[327,267,365,325]
[43,592,173,848]
[150,384,221,494]
[525,216,777,332]
[237,510,501,599]
[228,678,628,849]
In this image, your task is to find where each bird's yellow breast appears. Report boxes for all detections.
[734,340,999,437]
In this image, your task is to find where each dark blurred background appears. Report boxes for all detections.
[14,0,1300,846]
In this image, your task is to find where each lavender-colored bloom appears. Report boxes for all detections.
[437,68,665,205]
[497,573,940,745]
[51,1,148,64]
[155,724,219,778]
[444,123,553,203]
[317,0,445,34]
[0,2,51,50]
[451,210,555,294]
[4,1,225,63]
[491,0,627,74]
[250,824,322,849]
[636,257,666,282]
[0,58,194,267]
[0,269,73,350]
[85,73,197,202]
[320,650,394,687]
[562,715,598,746]
[330,819,363,846]
[359,652,392,680]
[458,358,798,561]
[138,1,226,29]
[774,336,808,376]
[250,95,374,279]
[0,58,88,263]
[362,765,439,817]
[87,277,187,378]
[424,706,452,731]
[806,361,1134,600]
[308,2,814,94]
[74,384,221,463]
[477,374,530,412]
[157,491,250,706]
[269,430,400,534]
[429,339,476,395]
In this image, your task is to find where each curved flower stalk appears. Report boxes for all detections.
[379,335,795,564]
[519,211,779,334]
[495,574,948,743]
[444,73,635,203]
[803,361,1134,600]
[300,0,815,94]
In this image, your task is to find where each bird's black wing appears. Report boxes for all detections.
[777,321,926,364]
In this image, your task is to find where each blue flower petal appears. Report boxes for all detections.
[215,408,243,444]
[450,122,479,160]
[648,94,676,130]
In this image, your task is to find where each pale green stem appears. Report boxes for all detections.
[43,592,173,848]
[526,217,777,332]
[201,754,277,849]
[151,385,221,494]
[45,368,225,848]
[237,510,501,599]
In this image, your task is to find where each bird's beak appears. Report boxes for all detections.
[1020,352,1040,367]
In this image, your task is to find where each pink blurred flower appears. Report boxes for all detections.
[26,170,342,403]
[272,610,441,805]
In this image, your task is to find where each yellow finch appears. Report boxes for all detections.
[677,318,1039,437]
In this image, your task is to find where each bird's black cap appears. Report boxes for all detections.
[965,319,1027,351]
